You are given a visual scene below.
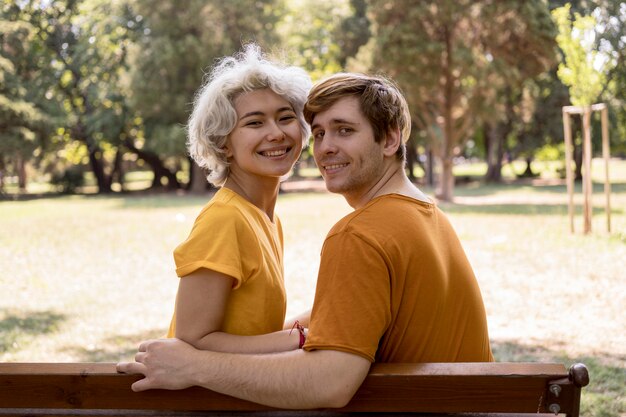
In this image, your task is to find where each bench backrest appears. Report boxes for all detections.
[0,362,589,416]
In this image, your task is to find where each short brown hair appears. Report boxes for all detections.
[304,73,411,161]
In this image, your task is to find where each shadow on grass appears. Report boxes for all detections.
[0,309,66,353]
[492,339,625,417]
[64,329,167,362]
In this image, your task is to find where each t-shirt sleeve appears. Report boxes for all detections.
[303,230,391,362]
[173,204,247,288]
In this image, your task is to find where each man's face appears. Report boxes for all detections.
[310,96,386,200]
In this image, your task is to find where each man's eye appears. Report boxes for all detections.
[338,127,352,135]
[313,131,324,140]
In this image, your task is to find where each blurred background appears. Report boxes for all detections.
[1,0,625,199]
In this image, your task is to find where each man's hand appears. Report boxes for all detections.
[116,338,199,392]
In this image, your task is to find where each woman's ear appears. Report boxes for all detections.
[382,127,401,157]
[223,140,233,158]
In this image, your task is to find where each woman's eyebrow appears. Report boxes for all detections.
[240,107,294,121]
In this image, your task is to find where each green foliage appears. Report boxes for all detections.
[535,143,565,161]
[128,0,284,155]
[361,0,558,199]
[552,4,610,106]
[0,5,53,163]
[277,0,370,80]
[3,1,623,194]
[3,0,144,192]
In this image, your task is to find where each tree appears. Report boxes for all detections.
[478,2,558,182]
[552,4,608,106]
[590,0,626,155]
[11,0,140,194]
[0,3,54,192]
[551,2,620,177]
[336,0,371,69]
[360,1,557,200]
[127,0,284,192]
[512,69,571,178]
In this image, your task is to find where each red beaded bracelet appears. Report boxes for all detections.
[290,320,306,349]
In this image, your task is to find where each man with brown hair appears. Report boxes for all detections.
[118,73,493,409]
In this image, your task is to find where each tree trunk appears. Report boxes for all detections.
[17,155,27,191]
[484,122,504,183]
[0,158,5,192]
[124,138,180,190]
[87,146,112,193]
[573,140,583,181]
[426,148,434,187]
[73,121,111,194]
[405,139,417,180]
[570,117,584,181]
[437,156,454,202]
[111,147,124,190]
[520,156,536,178]
[188,160,209,193]
[437,25,456,202]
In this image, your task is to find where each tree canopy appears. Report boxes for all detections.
[359,0,557,200]
[1,0,624,196]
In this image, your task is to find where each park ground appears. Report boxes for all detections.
[0,158,625,417]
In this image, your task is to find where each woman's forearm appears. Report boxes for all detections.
[184,328,303,354]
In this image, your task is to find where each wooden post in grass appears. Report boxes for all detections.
[562,103,611,234]
[601,106,612,232]
[562,108,575,233]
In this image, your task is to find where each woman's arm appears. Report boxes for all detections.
[174,269,302,353]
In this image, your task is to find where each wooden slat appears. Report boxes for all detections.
[0,362,577,416]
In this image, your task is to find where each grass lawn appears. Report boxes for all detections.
[1,160,625,416]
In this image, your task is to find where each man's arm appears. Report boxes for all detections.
[116,338,370,409]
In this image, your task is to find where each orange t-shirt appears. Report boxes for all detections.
[304,194,493,363]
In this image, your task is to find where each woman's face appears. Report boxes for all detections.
[225,89,303,183]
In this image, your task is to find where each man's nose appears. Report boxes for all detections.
[315,135,338,156]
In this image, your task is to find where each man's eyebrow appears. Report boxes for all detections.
[239,106,294,121]
[311,118,358,130]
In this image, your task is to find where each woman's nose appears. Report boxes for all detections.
[266,122,286,141]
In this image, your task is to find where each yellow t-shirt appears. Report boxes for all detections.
[167,187,286,336]
[304,194,493,363]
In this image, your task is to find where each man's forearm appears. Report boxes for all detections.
[190,349,369,409]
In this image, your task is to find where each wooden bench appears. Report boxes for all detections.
[0,362,589,417]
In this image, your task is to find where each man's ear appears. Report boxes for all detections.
[382,127,401,157]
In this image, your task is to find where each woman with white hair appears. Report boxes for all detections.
[166,44,311,353]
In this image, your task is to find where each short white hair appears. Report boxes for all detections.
[187,44,312,187]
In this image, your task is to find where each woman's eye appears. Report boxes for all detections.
[245,120,262,127]
[279,114,296,122]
